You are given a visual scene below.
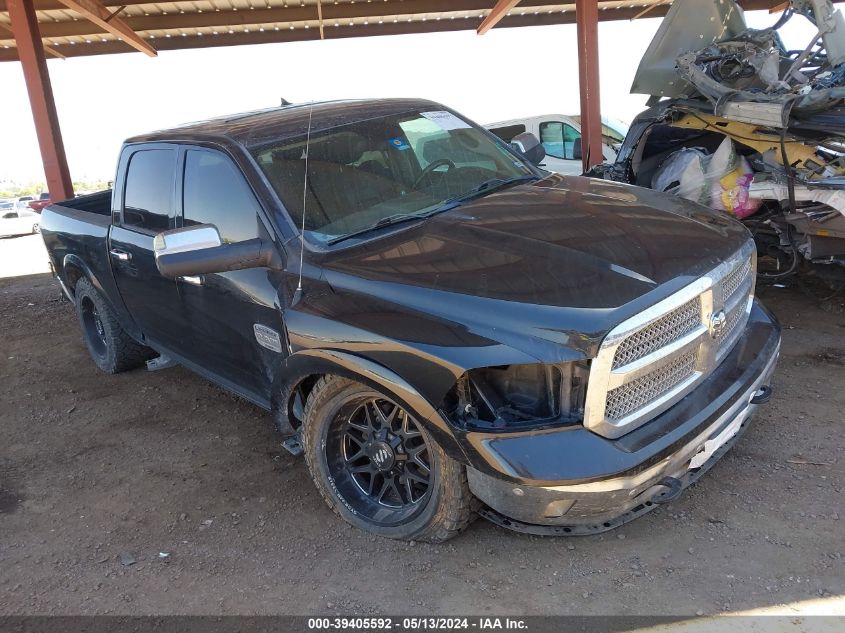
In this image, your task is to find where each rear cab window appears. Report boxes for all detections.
[122,148,177,231]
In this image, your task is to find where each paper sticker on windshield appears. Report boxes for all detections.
[421,111,471,131]
[389,137,410,150]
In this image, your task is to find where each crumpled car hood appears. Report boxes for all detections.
[631,0,747,99]
[631,0,845,117]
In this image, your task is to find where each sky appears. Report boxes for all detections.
[0,8,817,185]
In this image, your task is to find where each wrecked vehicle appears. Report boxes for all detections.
[40,99,779,541]
[592,0,845,289]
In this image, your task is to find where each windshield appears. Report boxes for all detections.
[253,109,535,243]
[603,118,629,144]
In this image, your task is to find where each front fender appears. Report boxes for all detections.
[271,348,468,462]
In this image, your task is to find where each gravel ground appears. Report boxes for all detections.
[0,273,843,616]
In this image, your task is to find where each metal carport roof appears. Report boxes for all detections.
[0,0,784,62]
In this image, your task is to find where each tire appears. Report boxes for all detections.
[302,375,476,542]
[74,277,154,373]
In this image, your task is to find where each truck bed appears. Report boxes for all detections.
[40,190,114,302]
[42,189,113,239]
[52,189,112,218]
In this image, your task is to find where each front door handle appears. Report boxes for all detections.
[177,275,203,286]
[109,248,132,262]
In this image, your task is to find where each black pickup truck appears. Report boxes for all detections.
[41,99,781,542]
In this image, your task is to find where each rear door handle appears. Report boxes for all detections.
[177,275,203,286]
[109,248,132,262]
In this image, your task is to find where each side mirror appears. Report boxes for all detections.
[510,132,546,166]
[153,224,279,278]
[572,137,583,161]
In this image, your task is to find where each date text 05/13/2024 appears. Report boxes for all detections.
[307,617,528,630]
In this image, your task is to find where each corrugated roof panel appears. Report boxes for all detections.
[0,0,779,61]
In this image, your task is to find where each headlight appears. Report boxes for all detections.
[441,362,589,430]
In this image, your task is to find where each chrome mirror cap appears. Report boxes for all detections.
[153,224,222,257]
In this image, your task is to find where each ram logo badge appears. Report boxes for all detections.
[253,324,283,353]
[709,310,727,340]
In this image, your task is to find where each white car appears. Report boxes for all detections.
[486,114,628,176]
[1,200,40,237]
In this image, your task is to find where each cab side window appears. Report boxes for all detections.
[539,122,582,160]
[182,150,261,244]
[123,149,176,231]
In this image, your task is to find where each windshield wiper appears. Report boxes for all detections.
[326,212,429,246]
[325,175,539,246]
[435,175,540,212]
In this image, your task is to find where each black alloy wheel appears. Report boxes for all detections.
[80,295,108,358]
[73,277,155,374]
[302,375,477,541]
[327,396,432,523]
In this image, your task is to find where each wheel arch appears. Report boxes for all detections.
[61,253,110,299]
[271,349,467,463]
[60,253,145,342]
[61,254,90,300]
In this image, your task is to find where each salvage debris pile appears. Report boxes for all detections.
[620,0,845,281]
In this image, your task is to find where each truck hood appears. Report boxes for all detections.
[312,173,750,362]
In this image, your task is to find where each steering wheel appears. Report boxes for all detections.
[413,158,457,189]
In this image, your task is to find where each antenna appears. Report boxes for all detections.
[292,101,314,307]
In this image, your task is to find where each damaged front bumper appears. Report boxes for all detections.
[466,301,781,535]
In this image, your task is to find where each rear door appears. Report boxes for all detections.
[176,147,286,401]
[109,145,189,352]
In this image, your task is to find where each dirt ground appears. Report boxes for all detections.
[0,272,843,616]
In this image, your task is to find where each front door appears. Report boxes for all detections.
[110,146,189,353]
[175,147,286,402]
[538,120,584,176]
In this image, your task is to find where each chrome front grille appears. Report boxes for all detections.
[715,301,745,348]
[722,257,751,305]
[584,241,756,439]
[605,350,698,421]
[611,297,701,370]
